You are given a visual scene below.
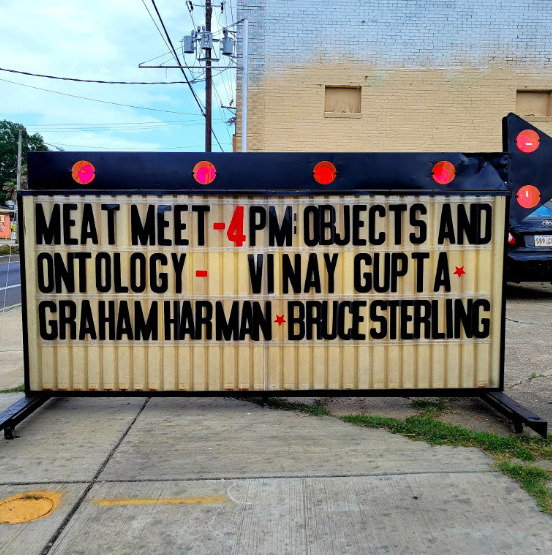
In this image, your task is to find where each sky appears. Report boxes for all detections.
[0,0,237,152]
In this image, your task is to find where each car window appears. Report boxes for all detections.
[527,200,552,219]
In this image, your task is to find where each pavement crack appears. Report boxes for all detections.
[505,316,536,325]
[39,397,150,555]
[507,374,552,389]
[0,469,499,491]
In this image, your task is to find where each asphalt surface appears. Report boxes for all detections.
[0,256,21,310]
[502,281,552,426]
[0,281,551,553]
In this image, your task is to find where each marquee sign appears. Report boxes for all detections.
[20,151,508,394]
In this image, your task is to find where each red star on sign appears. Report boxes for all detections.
[453,266,466,278]
[274,314,286,326]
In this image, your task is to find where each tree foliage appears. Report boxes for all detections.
[0,120,49,203]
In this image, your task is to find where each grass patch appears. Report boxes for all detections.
[0,384,24,393]
[341,414,552,514]
[246,397,330,416]
[410,397,450,416]
[260,397,552,515]
[497,461,552,513]
[340,414,552,461]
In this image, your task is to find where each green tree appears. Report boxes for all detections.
[0,120,49,204]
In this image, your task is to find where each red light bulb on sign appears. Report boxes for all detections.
[516,185,541,208]
[72,161,95,185]
[313,161,337,185]
[432,161,455,185]
[516,129,540,153]
[193,161,216,184]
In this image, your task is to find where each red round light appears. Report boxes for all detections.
[516,129,540,153]
[193,161,216,184]
[72,160,95,185]
[516,185,541,209]
[432,161,455,185]
[313,161,337,185]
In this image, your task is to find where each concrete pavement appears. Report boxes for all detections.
[1,395,552,554]
[0,306,24,391]
[1,282,552,553]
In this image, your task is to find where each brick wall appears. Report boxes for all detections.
[236,0,552,152]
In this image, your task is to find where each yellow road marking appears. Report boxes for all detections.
[92,495,229,507]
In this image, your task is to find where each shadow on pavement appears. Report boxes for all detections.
[505,282,552,300]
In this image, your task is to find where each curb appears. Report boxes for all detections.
[0,303,22,313]
[0,255,20,263]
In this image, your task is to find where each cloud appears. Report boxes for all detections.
[0,0,235,151]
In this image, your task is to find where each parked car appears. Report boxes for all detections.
[507,200,552,282]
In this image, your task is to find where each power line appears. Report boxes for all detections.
[212,84,233,141]
[30,119,228,127]
[140,0,173,55]
[31,122,224,133]
[190,66,232,83]
[0,77,201,116]
[186,0,198,30]
[31,118,225,128]
[149,0,224,151]
[214,6,225,36]
[228,0,235,27]
[0,66,192,85]
[31,120,191,127]
[140,51,176,65]
[34,126,204,133]
[44,141,204,151]
[218,64,236,107]
[149,2,205,114]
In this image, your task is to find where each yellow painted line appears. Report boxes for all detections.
[92,495,229,507]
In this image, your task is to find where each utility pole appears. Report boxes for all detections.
[241,19,248,152]
[16,126,23,192]
[15,125,23,244]
[142,3,235,151]
[205,0,212,152]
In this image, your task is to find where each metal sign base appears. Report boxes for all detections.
[480,392,548,437]
[0,391,547,439]
[0,394,49,439]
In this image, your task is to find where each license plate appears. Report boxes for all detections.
[535,235,552,247]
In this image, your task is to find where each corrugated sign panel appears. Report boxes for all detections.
[22,193,506,392]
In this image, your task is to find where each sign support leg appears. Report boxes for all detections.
[480,392,548,438]
[0,395,50,439]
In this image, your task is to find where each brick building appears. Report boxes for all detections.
[235,0,552,152]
